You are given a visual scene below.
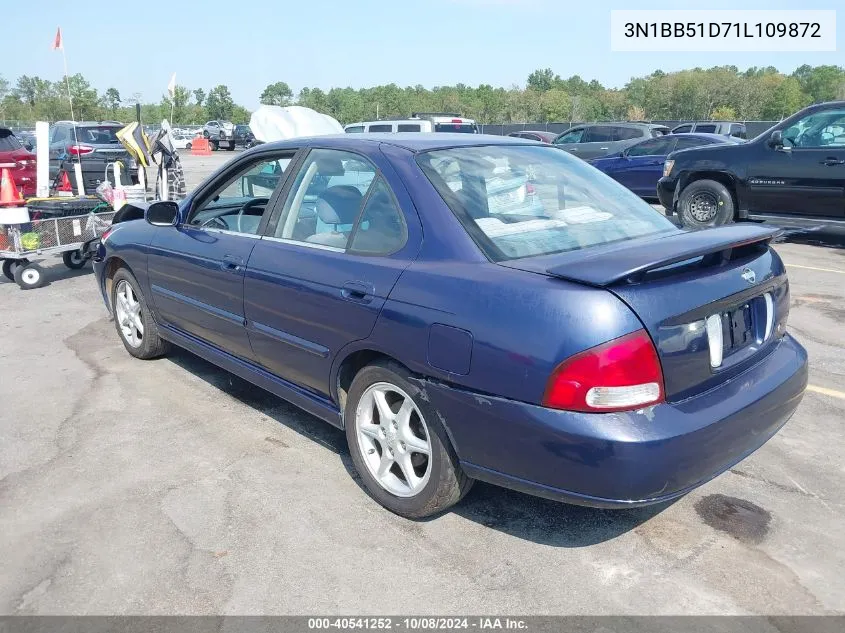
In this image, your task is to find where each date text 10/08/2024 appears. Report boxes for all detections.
[308,617,528,630]
[624,22,822,39]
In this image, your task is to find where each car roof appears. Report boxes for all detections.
[259,133,539,153]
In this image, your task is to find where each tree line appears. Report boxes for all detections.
[1,65,844,127]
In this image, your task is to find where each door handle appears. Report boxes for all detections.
[599,147,609,150]
[820,157,845,166]
[341,281,374,303]
[220,254,244,273]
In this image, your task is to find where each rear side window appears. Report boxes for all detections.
[674,137,712,150]
[673,124,693,133]
[614,126,643,141]
[349,177,407,255]
[0,130,23,151]
[368,124,393,133]
[345,126,365,133]
[695,124,717,133]
[416,145,676,261]
[583,126,616,142]
[626,137,675,156]
[397,124,421,132]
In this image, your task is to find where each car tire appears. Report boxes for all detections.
[2,259,19,281]
[202,130,210,139]
[62,249,88,270]
[345,361,473,518]
[110,268,170,360]
[186,142,192,150]
[210,141,219,151]
[14,262,46,290]
[677,179,735,229]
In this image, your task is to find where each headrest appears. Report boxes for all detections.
[316,185,363,224]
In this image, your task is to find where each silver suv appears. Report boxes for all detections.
[553,122,670,160]
[202,120,236,151]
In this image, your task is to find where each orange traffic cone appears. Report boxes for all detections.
[0,167,24,207]
[56,169,74,197]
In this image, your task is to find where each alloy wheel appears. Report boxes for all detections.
[355,382,432,497]
[115,280,144,348]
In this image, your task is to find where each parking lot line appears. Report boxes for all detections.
[806,384,845,400]
[785,263,845,275]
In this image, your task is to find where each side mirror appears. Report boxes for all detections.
[768,130,784,149]
[145,200,179,226]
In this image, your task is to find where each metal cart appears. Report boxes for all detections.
[0,209,115,290]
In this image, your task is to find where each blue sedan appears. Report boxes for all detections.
[588,133,743,200]
[93,134,807,518]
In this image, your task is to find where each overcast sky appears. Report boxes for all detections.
[4,0,842,107]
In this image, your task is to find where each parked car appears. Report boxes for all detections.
[169,133,194,150]
[0,128,37,197]
[234,124,255,148]
[93,133,807,518]
[48,121,138,193]
[345,114,478,134]
[553,122,670,159]
[659,101,845,228]
[202,120,236,151]
[588,133,743,200]
[671,121,747,139]
[507,130,558,143]
[16,130,36,151]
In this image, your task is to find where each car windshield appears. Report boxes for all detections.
[416,144,677,261]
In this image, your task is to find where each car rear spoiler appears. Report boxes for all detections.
[545,224,781,287]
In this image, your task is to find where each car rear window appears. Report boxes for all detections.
[416,145,676,261]
[0,129,23,151]
[77,126,121,143]
[434,123,477,133]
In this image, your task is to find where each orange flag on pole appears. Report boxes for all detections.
[52,27,62,50]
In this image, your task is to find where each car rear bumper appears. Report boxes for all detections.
[656,177,676,212]
[420,334,807,507]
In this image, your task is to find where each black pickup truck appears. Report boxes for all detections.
[658,101,845,228]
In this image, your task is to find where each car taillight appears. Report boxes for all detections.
[526,183,536,195]
[542,329,664,412]
[100,226,114,243]
[15,159,36,169]
[69,144,94,156]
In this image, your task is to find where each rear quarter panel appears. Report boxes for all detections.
[363,260,644,405]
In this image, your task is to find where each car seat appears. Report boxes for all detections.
[306,185,363,248]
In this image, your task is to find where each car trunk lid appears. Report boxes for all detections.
[500,225,790,400]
